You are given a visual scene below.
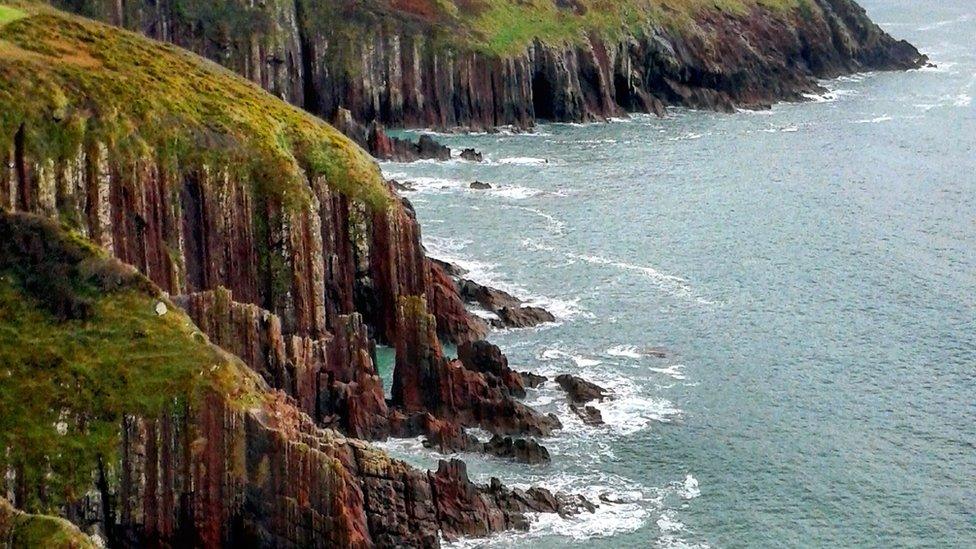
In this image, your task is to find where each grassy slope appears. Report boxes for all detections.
[0,0,389,209]
[456,0,805,54]
[0,213,266,514]
[310,0,808,56]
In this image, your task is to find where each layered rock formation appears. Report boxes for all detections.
[0,211,579,548]
[0,6,579,547]
[55,0,925,131]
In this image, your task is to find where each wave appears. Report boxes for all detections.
[425,237,587,321]
[607,345,643,359]
[668,132,704,141]
[496,156,549,165]
[381,171,546,200]
[918,14,973,32]
[853,115,893,124]
[648,365,687,381]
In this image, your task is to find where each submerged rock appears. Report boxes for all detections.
[469,180,492,189]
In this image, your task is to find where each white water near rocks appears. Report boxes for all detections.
[381,1,976,546]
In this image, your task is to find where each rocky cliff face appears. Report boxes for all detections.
[0,211,580,548]
[0,6,578,547]
[55,0,925,131]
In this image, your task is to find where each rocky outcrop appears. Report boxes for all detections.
[556,374,610,404]
[333,108,452,162]
[457,277,557,329]
[570,404,605,426]
[393,296,561,437]
[56,0,926,131]
[175,288,391,440]
[0,212,581,548]
[0,9,574,546]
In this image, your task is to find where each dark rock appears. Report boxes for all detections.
[570,403,604,426]
[460,148,484,162]
[496,306,556,328]
[460,279,521,310]
[482,435,551,465]
[458,340,526,398]
[520,371,548,389]
[469,180,492,189]
[430,257,468,278]
[556,374,609,404]
[556,493,598,516]
[390,179,415,192]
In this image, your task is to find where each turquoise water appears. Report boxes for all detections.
[378,1,976,546]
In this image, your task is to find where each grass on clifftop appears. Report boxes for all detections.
[460,0,806,54]
[0,213,265,514]
[0,1,389,210]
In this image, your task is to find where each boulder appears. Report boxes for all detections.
[460,148,484,162]
[555,374,609,403]
[570,403,604,426]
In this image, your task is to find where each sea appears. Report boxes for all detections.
[375,1,976,546]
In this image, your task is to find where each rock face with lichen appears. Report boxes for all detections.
[54,0,925,132]
[0,212,578,548]
[0,6,582,548]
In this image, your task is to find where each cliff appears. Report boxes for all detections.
[0,4,578,546]
[52,0,926,130]
[0,212,579,547]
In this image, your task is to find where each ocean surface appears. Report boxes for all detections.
[377,1,976,546]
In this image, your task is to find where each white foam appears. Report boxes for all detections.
[497,156,549,165]
[953,94,972,107]
[678,475,701,500]
[760,124,800,133]
[511,206,566,234]
[657,510,685,533]
[490,185,544,199]
[572,355,603,368]
[853,115,894,124]
[668,132,703,141]
[648,364,687,381]
[427,238,587,322]
[607,345,643,359]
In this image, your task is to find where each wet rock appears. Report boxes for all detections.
[460,148,484,162]
[556,493,598,516]
[482,435,551,465]
[556,374,609,404]
[460,279,522,310]
[458,340,526,398]
[519,371,548,389]
[495,306,556,328]
[458,279,556,328]
[389,179,416,192]
[570,403,604,426]
[469,180,492,189]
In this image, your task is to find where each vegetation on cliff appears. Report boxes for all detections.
[0,0,389,209]
[0,213,264,513]
[0,497,95,548]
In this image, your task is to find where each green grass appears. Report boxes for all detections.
[0,4,25,25]
[459,0,807,55]
[0,213,265,514]
[0,1,390,211]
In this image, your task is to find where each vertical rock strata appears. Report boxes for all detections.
[55,0,925,131]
